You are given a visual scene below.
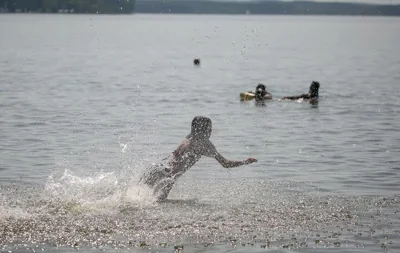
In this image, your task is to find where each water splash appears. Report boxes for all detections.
[44,168,157,209]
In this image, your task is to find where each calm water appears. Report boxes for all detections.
[0,14,399,253]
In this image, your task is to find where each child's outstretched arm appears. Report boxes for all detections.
[214,152,257,168]
[201,140,257,168]
[281,93,310,100]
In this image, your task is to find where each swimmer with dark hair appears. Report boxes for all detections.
[240,83,272,101]
[140,116,258,202]
[193,58,200,66]
[255,83,273,101]
[281,81,320,103]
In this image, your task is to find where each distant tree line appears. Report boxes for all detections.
[0,0,135,14]
[1,0,399,16]
[134,0,400,16]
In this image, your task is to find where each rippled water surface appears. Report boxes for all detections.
[0,14,399,253]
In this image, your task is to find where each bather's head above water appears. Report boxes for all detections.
[255,83,267,101]
[187,116,212,140]
[309,81,320,98]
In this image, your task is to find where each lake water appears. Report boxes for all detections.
[0,14,399,253]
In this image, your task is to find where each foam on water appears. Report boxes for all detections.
[44,167,158,208]
[0,160,158,222]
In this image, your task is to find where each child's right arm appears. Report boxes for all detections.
[201,140,257,168]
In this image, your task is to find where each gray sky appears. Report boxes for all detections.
[293,0,400,3]
[194,0,400,4]
[236,0,400,4]
[287,0,400,3]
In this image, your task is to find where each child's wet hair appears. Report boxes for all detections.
[256,83,266,92]
[188,116,212,140]
[309,81,320,97]
[255,83,267,100]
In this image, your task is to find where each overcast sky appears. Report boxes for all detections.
[171,0,400,4]
[229,0,400,4]
[289,0,400,3]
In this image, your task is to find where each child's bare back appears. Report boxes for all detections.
[140,116,257,202]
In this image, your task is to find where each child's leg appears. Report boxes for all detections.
[154,178,175,202]
[140,164,168,187]
[140,165,175,201]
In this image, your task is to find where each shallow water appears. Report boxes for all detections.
[0,14,399,252]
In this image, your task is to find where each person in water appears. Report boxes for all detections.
[281,81,320,102]
[240,83,272,101]
[140,116,258,202]
[254,83,272,101]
